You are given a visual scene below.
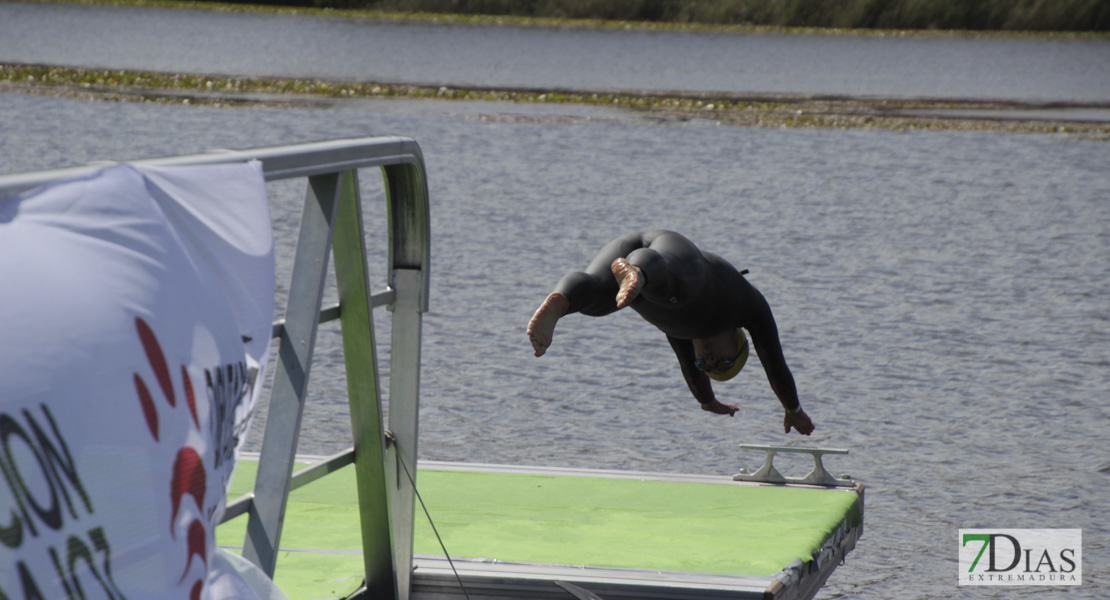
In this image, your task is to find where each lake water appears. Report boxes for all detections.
[2,6,1109,599]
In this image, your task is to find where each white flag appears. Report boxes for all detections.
[1,161,279,599]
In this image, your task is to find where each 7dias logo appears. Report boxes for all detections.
[959,529,1082,586]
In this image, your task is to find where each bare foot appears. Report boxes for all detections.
[527,292,569,357]
[700,400,738,416]
[611,258,643,309]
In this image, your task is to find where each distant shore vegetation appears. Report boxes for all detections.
[207,0,1107,31]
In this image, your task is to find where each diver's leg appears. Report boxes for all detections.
[527,291,570,357]
[626,231,707,306]
[527,233,647,356]
[611,257,644,309]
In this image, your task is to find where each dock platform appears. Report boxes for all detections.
[219,458,864,600]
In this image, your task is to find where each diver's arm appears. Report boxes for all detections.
[666,335,737,416]
[752,331,800,412]
[744,294,814,434]
[743,291,799,410]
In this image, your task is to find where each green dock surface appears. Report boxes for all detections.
[218,461,862,600]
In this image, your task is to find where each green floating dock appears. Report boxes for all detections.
[218,460,863,600]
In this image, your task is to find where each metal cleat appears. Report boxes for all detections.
[733,445,854,487]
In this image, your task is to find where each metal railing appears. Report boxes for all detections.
[0,137,430,600]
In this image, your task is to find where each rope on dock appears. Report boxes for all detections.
[386,429,473,600]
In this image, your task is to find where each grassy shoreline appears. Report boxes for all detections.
[7,0,1108,135]
[4,63,1109,137]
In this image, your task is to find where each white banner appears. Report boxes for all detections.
[1,161,279,599]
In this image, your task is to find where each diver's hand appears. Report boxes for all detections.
[700,400,738,416]
[784,409,814,435]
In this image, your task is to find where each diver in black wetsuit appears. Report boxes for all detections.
[527,230,814,435]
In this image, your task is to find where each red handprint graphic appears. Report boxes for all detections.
[132,317,208,597]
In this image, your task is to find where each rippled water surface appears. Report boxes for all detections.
[2,86,1108,598]
[3,1,1110,103]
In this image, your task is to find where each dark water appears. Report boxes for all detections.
[3,2,1110,103]
[2,90,1107,599]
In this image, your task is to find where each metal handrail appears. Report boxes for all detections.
[1,136,418,192]
[0,136,430,600]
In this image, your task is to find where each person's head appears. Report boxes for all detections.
[692,328,748,382]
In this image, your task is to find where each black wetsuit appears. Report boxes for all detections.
[554,230,800,410]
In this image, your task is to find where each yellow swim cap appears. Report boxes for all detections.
[706,329,749,382]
